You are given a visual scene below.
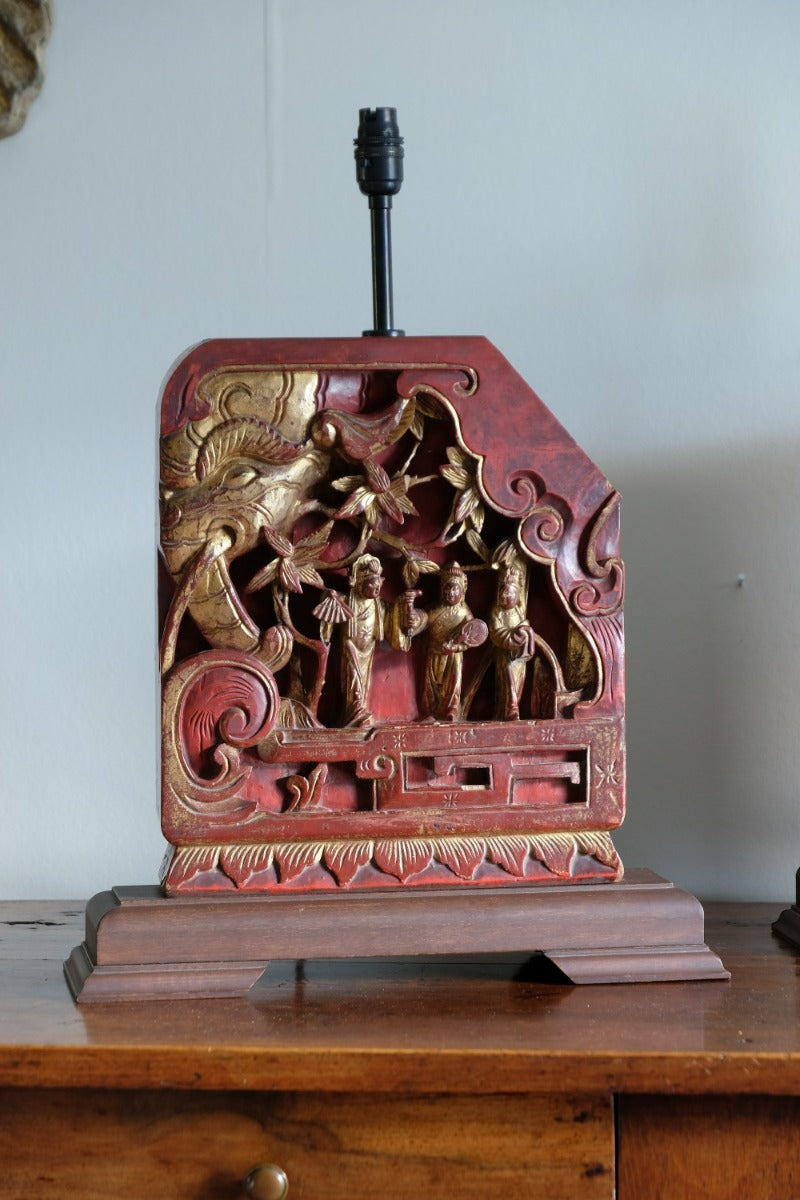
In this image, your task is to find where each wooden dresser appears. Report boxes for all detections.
[2,900,800,1198]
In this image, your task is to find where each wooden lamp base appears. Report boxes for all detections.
[64,869,728,1002]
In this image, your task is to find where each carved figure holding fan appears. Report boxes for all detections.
[317,554,387,728]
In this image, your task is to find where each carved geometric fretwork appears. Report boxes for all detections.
[159,337,626,894]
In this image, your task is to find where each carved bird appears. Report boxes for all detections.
[160,397,412,675]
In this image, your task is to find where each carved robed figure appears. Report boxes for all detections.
[157,337,627,893]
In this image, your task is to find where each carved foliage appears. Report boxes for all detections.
[159,340,626,893]
[163,829,622,893]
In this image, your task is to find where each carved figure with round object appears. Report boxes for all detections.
[417,563,487,722]
[157,338,627,895]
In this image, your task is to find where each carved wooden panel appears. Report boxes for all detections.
[158,337,625,893]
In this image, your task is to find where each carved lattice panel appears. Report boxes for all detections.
[158,337,625,893]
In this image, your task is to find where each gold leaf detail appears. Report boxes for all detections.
[219,844,274,887]
[331,474,363,493]
[434,838,485,880]
[324,841,374,886]
[413,392,446,419]
[410,410,426,439]
[441,463,471,490]
[468,502,485,533]
[454,488,481,525]
[167,845,221,888]
[275,842,325,882]
[577,832,622,870]
[373,838,433,881]
[530,834,577,878]
[365,459,392,492]
[485,836,529,877]
[312,590,354,624]
[465,528,491,562]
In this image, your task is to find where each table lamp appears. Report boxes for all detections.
[65,109,727,1000]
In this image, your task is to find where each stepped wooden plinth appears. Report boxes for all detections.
[64,869,728,1002]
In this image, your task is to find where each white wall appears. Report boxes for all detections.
[3,0,799,901]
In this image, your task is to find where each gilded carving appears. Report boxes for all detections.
[488,558,535,720]
[398,561,488,722]
[0,0,52,137]
[163,829,622,892]
[159,339,626,894]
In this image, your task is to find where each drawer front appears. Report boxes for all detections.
[617,1094,800,1200]
[1,1087,613,1198]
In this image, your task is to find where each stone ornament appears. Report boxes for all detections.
[0,0,52,138]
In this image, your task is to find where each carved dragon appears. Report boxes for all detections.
[159,370,411,675]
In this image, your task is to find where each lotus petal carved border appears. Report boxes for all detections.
[163,830,623,892]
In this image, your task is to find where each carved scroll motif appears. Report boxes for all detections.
[163,650,279,820]
[571,492,625,619]
[159,346,626,893]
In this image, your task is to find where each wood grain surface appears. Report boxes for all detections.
[3,900,800,1198]
[0,901,796,1095]
[0,1088,613,1200]
[64,872,727,1001]
[617,1095,800,1198]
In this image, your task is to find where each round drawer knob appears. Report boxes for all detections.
[243,1163,289,1199]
